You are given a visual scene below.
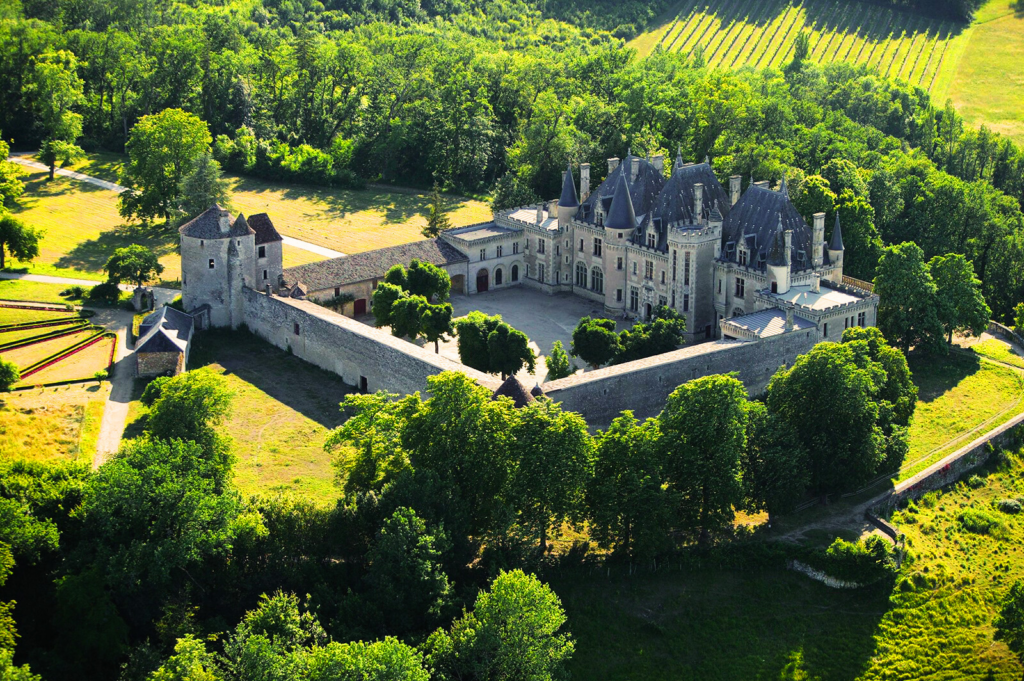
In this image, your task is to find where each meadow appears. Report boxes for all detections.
[0,384,107,463]
[629,0,1024,144]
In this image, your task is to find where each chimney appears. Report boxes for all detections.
[785,306,794,331]
[652,154,664,174]
[580,163,591,200]
[536,203,544,225]
[218,208,231,234]
[631,156,640,181]
[730,175,742,206]
[811,274,820,293]
[754,180,770,190]
[812,212,826,268]
[607,157,620,174]
[693,183,704,225]
[784,229,793,267]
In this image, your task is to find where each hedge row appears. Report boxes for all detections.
[0,321,92,352]
[20,330,113,379]
[0,316,80,332]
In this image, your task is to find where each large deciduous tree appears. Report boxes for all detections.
[873,242,946,354]
[406,259,451,302]
[119,108,212,222]
[454,311,535,378]
[176,152,231,221]
[0,138,25,210]
[571,317,619,370]
[23,51,85,180]
[371,282,406,328]
[0,214,42,270]
[103,243,163,288]
[742,402,808,523]
[658,374,748,544]
[995,579,1024,666]
[929,252,991,342]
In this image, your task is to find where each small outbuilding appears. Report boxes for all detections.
[136,306,195,377]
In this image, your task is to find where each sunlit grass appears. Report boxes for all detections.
[0,383,108,462]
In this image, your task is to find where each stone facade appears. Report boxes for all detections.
[137,351,184,377]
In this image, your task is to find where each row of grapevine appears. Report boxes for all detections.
[654,0,960,93]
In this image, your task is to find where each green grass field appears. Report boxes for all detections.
[630,0,1024,145]
[0,383,108,463]
[555,450,1024,680]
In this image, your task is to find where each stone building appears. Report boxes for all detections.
[135,305,194,377]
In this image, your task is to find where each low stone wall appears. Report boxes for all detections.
[542,329,818,426]
[988,320,1024,348]
[241,287,501,395]
[787,560,863,590]
[873,411,1024,514]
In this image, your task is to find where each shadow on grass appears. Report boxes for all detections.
[908,350,981,403]
[188,327,355,430]
[552,566,892,681]
[54,222,178,274]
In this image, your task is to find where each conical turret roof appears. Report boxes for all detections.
[829,213,844,251]
[559,163,579,208]
[492,375,535,408]
[767,230,787,267]
[605,173,637,231]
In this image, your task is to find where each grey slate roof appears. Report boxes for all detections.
[559,164,579,208]
[721,185,821,272]
[604,173,638,231]
[492,375,535,408]
[829,213,844,251]
[249,213,283,245]
[767,230,786,267]
[282,238,468,292]
[643,162,732,250]
[179,205,255,239]
[577,154,664,231]
[137,305,193,354]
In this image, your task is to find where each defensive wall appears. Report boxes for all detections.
[241,287,502,395]
[540,328,818,426]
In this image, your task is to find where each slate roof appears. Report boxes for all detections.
[721,185,822,272]
[559,164,579,208]
[530,383,546,398]
[492,375,535,408]
[829,213,845,251]
[722,309,816,338]
[604,174,637,231]
[577,154,664,231]
[137,305,193,354]
[248,213,283,245]
[281,238,468,292]
[643,162,732,250]
[179,205,255,239]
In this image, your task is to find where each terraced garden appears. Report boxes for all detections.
[0,305,115,388]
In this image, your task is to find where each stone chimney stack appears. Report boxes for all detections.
[754,180,770,190]
[784,229,793,267]
[580,163,591,201]
[785,306,794,331]
[730,175,742,206]
[218,207,231,234]
[652,154,664,174]
[607,157,620,174]
[811,274,821,293]
[631,156,640,182]
[536,203,544,225]
[693,183,704,225]
[812,212,826,268]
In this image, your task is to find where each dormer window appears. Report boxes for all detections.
[647,233,656,248]
[739,249,747,266]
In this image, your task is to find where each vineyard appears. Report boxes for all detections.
[630,0,972,99]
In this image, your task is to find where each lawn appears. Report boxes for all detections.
[902,352,1024,480]
[0,280,77,305]
[0,383,109,463]
[1,328,99,371]
[0,321,84,346]
[973,337,1024,370]
[126,328,354,505]
[17,335,114,386]
[0,307,76,326]
[554,450,1024,681]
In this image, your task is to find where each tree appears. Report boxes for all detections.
[406,259,451,302]
[103,244,164,288]
[766,342,884,497]
[571,317,619,370]
[177,153,230,221]
[841,326,917,432]
[22,51,84,180]
[544,340,574,380]
[454,312,536,379]
[119,109,212,222]
[0,214,42,270]
[1016,302,1024,331]
[792,174,836,220]
[587,412,673,560]
[873,242,946,354]
[994,579,1024,665]
[506,399,593,551]
[223,591,326,681]
[390,295,427,341]
[426,570,574,681]
[613,311,685,364]
[371,282,405,328]
[785,32,811,73]
[835,190,883,280]
[422,182,451,238]
[0,358,17,392]
[149,635,222,681]
[0,138,25,211]
[420,302,454,353]
[294,639,430,681]
[491,171,539,212]
[658,374,749,544]
[929,253,991,342]
[742,402,808,523]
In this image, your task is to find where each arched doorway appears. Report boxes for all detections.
[476,268,489,293]
[495,267,503,286]
[511,264,519,282]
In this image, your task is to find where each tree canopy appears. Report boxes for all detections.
[0,214,42,270]
[103,244,164,288]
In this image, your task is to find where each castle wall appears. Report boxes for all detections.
[241,287,502,395]
[542,329,818,427]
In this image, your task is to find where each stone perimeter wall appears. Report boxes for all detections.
[241,287,501,395]
[542,328,819,426]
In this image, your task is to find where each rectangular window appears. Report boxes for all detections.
[480,248,486,261]
[335,287,341,296]
[658,296,667,307]
[684,252,691,286]
[538,240,546,254]
[616,288,623,302]
[823,322,829,338]
[497,245,503,258]
[579,238,584,252]
[513,242,519,255]
[735,277,745,298]
[617,257,623,270]
[538,264,545,282]
[858,311,866,326]
[645,261,654,280]
[594,238,602,256]
[739,249,747,266]
[208,258,215,269]
[844,317,849,329]
[683,294,690,312]
[718,278,722,295]
[630,287,639,312]
[672,250,677,281]
[258,245,266,258]
[660,271,666,284]
[633,262,638,275]
[293,323,300,336]
[263,269,268,280]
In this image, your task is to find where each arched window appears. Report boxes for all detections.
[732,307,745,318]
[591,267,603,294]
[495,267,504,286]
[511,264,519,282]
[575,261,587,287]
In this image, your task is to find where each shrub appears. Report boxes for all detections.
[806,536,897,584]
[93,369,108,382]
[88,282,121,304]
[168,295,184,311]
[0,357,19,391]
[61,285,86,299]
[995,499,1021,515]
[957,508,1003,534]
[967,474,986,489]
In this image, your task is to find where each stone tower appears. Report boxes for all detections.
[557,163,579,229]
[828,213,845,282]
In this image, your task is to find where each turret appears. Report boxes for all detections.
[604,174,636,234]
[766,222,791,294]
[828,213,845,277]
[812,212,825,268]
[558,163,579,229]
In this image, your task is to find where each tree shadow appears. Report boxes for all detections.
[1013,0,1024,17]
[54,222,178,274]
[908,351,981,403]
